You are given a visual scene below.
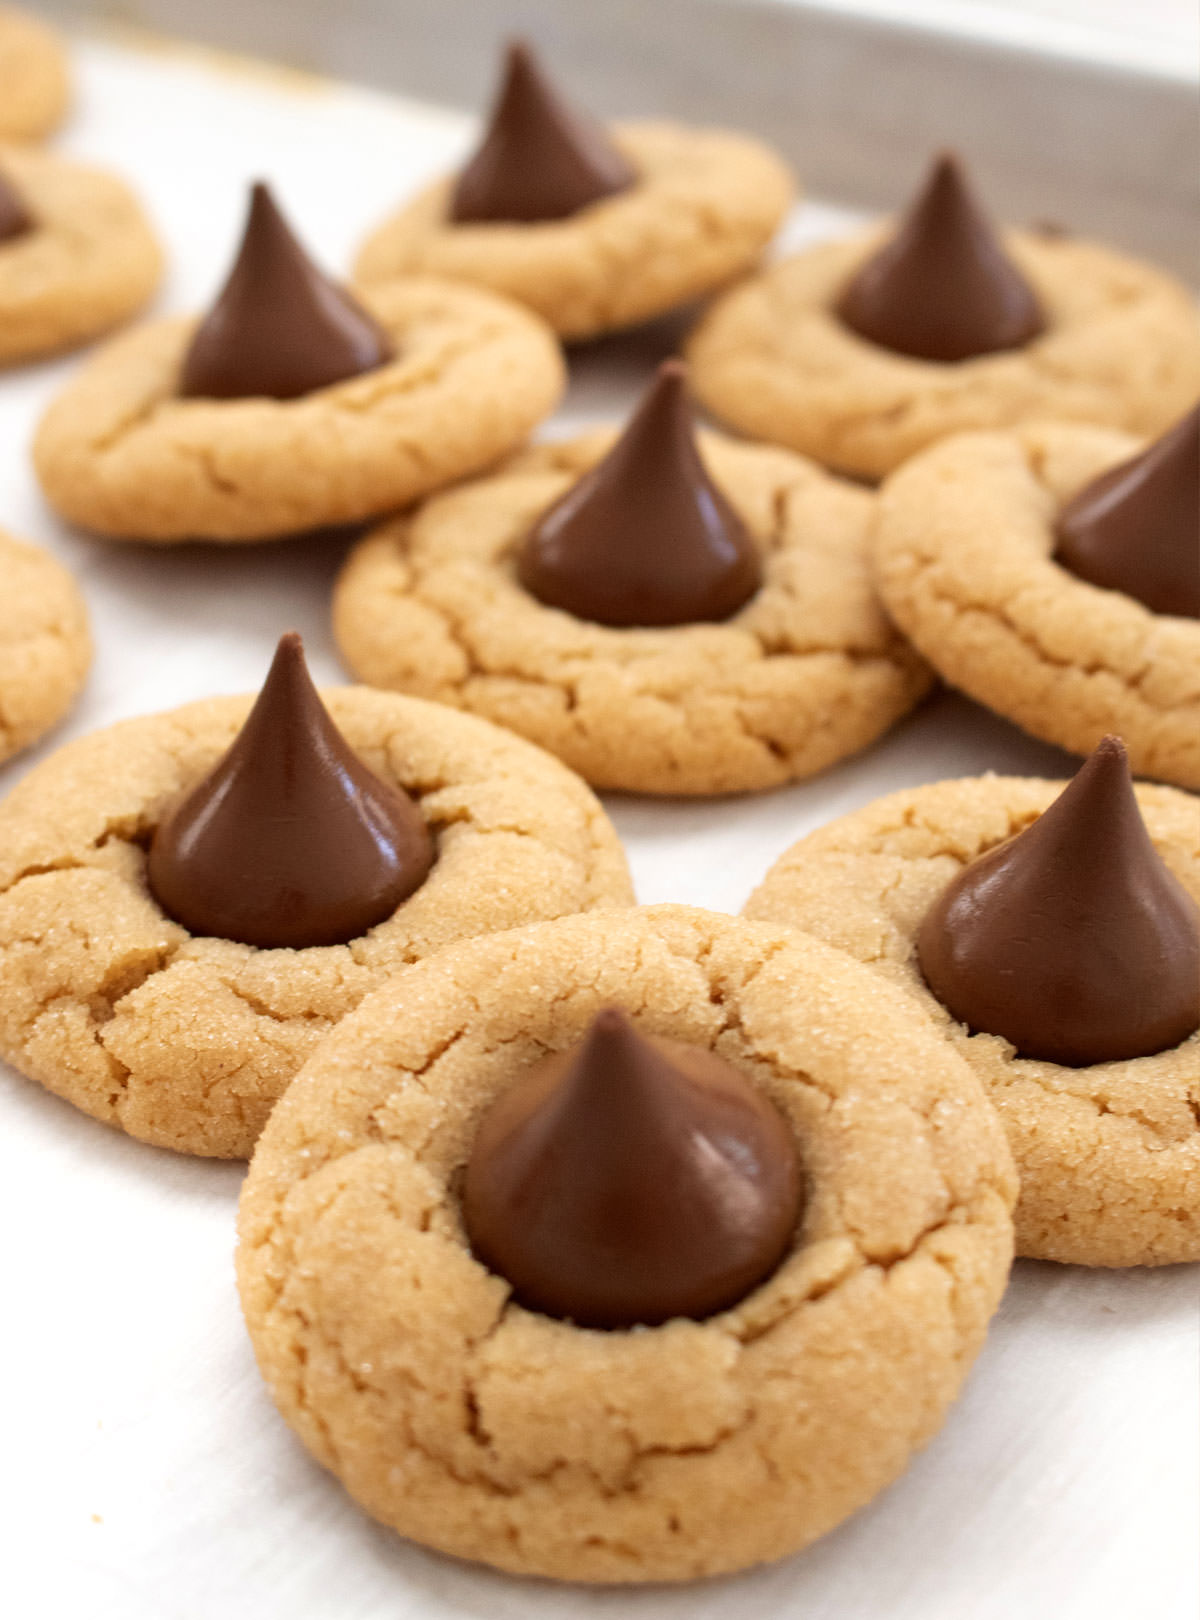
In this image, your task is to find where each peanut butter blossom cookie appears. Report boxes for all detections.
[355,41,794,341]
[872,411,1200,788]
[0,528,90,760]
[0,7,69,140]
[0,143,161,365]
[687,153,1200,480]
[334,361,930,795]
[745,738,1200,1267]
[33,182,564,542]
[237,904,1015,1582]
[0,634,631,1157]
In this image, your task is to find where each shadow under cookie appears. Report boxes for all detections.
[0,7,70,141]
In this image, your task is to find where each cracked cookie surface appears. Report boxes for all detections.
[744,776,1200,1266]
[236,904,1015,1583]
[686,229,1200,480]
[0,8,69,140]
[0,528,90,760]
[333,429,931,795]
[0,143,161,366]
[0,686,632,1157]
[32,277,564,542]
[872,422,1200,788]
[354,123,794,341]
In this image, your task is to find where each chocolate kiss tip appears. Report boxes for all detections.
[147,632,433,950]
[517,359,762,627]
[449,37,634,225]
[179,180,392,402]
[917,738,1200,1067]
[1055,404,1200,620]
[836,150,1045,363]
[462,1007,801,1329]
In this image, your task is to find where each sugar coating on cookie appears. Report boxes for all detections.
[0,529,90,760]
[0,143,161,366]
[0,687,632,1157]
[872,421,1200,789]
[687,228,1200,480]
[33,277,565,542]
[745,776,1200,1266]
[333,429,931,795]
[0,7,69,141]
[236,905,1015,1583]
[356,122,794,341]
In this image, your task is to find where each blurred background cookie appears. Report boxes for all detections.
[688,154,1200,480]
[0,526,90,759]
[356,41,794,341]
[34,181,564,541]
[0,6,69,141]
[0,142,160,364]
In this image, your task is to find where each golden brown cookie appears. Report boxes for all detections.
[687,229,1200,480]
[871,422,1200,788]
[0,7,69,141]
[32,277,565,542]
[236,904,1015,1583]
[0,528,90,759]
[0,143,161,365]
[0,686,632,1157]
[744,774,1200,1266]
[355,123,794,342]
[333,429,931,795]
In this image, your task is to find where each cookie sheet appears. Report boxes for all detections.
[0,32,1194,1620]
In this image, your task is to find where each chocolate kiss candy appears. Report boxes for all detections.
[148,633,433,949]
[180,182,392,401]
[1055,405,1200,619]
[450,40,634,224]
[462,1006,802,1329]
[0,170,33,244]
[918,737,1200,1067]
[836,153,1045,363]
[518,360,763,626]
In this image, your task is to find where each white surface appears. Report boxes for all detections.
[770,0,1200,80]
[1,34,1196,1620]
